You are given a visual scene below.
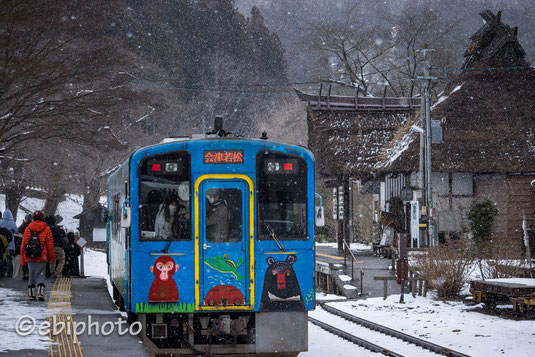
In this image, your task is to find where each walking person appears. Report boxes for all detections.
[18,214,32,280]
[62,232,80,277]
[1,209,19,278]
[21,211,55,301]
[45,216,66,278]
[11,233,23,279]
[0,226,11,278]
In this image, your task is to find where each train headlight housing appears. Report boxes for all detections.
[165,162,178,172]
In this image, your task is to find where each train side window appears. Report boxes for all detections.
[112,193,121,241]
[205,188,242,243]
[256,151,307,240]
[138,151,191,241]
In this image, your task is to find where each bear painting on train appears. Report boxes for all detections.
[260,255,304,311]
[149,256,180,302]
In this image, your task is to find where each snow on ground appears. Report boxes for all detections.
[83,248,113,298]
[324,294,535,357]
[0,193,83,232]
[56,194,84,232]
[83,249,535,357]
[484,278,535,286]
[0,288,50,352]
[316,241,372,251]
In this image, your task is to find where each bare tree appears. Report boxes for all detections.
[384,2,461,96]
[305,1,395,96]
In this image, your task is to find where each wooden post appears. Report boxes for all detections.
[327,84,332,110]
[317,83,323,109]
[384,280,388,300]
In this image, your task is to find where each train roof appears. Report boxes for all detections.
[131,136,312,157]
[107,136,313,182]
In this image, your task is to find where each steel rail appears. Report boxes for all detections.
[321,304,471,357]
[308,317,404,357]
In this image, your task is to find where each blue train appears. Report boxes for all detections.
[107,128,322,355]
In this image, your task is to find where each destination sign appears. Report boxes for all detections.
[204,150,244,164]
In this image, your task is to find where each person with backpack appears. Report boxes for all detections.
[21,210,55,301]
[1,209,19,278]
[45,216,66,278]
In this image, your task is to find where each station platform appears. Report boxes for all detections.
[0,276,150,356]
[314,244,399,299]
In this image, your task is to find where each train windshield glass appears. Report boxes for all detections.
[205,188,242,243]
[138,151,191,241]
[257,151,307,240]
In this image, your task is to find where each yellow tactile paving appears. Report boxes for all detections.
[316,252,364,265]
[48,278,84,357]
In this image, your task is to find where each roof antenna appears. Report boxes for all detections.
[261,131,268,140]
[207,115,229,137]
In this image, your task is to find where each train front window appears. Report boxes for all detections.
[257,151,307,240]
[139,151,191,241]
[205,188,243,243]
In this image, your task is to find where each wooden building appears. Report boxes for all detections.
[296,85,420,248]
[73,203,107,248]
[380,10,535,252]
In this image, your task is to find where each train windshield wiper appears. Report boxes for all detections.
[264,223,286,252]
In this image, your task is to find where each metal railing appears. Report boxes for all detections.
[342,239,364,295]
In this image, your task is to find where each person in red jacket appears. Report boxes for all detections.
[21,210,55,301]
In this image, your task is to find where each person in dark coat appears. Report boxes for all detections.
[18,214,32,280]
[206,190,229,242]
[62,232,80,277]
[0,209,18,278]
[44,216,66,278]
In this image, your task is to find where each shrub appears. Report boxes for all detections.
[412,239,475,299]
[467,198,498,247]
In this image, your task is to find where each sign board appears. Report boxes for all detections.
[332,188,338,220]
[204,150,244,164]
[410,201,420,247]
[338,186,344,219]
[397,233,408,259]
[75,237,88,249]
[92,228,107,242]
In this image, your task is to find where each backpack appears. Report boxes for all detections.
[25,230,43,258]
[52,226,67,248]
[0,228,12,259]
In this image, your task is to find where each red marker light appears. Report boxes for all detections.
[151,164,161,171]
[283,163,293,171]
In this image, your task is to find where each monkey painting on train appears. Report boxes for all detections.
[149,256,180,302]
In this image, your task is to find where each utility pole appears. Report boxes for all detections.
[417,49,437,247]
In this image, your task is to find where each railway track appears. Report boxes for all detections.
[309,304,471,357]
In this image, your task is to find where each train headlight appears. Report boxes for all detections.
[165,162,178,172]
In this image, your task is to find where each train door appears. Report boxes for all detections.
[195,175,254,310]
